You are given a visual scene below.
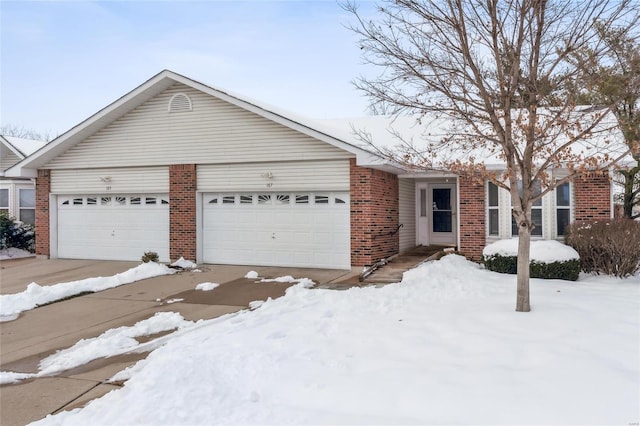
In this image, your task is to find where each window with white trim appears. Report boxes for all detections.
[556,182,571,236]
[19,188,35,225]
[0,189,8,216]
[487,182,499,236]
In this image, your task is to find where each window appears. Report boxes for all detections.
[240,195,253,204]
[87,197,97,205]
[130,197,141,205]
[19,189,35,225]
[314,195,329,204]
[511,181,542,237]
[295,195,309,204]
[276,194,290,204]
[258,194,272,204]
[222,196,235,204]
[487,182,499,236]
[0,189,8,216]
[556,182,571,236]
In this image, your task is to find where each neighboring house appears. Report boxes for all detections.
[0,135,47,225]
[6,70,615,267]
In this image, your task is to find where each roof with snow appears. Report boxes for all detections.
[1,135,48,174]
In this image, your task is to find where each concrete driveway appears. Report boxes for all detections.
[0,258,355,426]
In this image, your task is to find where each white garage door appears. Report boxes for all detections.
[202,192,350,269]
[57,195,170,262]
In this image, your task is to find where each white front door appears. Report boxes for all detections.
[417,183,457,246]
[429,184,456,245]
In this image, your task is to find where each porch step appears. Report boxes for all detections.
[320,246,447,289]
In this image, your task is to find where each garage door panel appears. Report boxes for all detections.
[203,192,350,269]
[58,194,169,262]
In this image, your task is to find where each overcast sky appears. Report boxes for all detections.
[1,0,378,137]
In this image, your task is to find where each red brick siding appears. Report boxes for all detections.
[458,175,485,261]
[169,164,197,261]
[350,159,399,266]
[573,172,611,221]
[35,169,51,256]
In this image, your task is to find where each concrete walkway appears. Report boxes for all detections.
[0,258,356,426]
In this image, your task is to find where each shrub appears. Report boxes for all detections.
[565,219,640,278]
[141,251,159,263]
[483,254,580,281]
[0,212,35,252]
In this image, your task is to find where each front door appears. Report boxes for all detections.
[417,183,457,246]
[429,184,457,245]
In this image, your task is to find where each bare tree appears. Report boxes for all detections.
[569,25,640,218]
[345,0,638,312]
[0,124,56,142]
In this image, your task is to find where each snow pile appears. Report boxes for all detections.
[170,257,197,269]
[245,270,259,279]
[483,238,580,263]
[0,262,176,321]
[0,371,33,385]
[31,255,640,425]
[260,276,316,288]
[0,248,34,260]
[195,282,220,291]
[0,312,193,384]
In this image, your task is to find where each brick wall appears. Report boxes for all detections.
[169,164,197,261]
[350,159,399,266]
[458,175,485,261]
[574,171,611,221]
[35,169,51,256]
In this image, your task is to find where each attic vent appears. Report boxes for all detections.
[168,93,193,112]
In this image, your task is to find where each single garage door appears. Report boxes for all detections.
[202,192,350,269]
[57,194,170,262]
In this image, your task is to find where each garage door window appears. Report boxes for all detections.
[61,195,169,207]
[205,192,349,206]
[19,189,35,225]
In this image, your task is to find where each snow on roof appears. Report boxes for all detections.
[2,135,48,157]
[320,108,629,170]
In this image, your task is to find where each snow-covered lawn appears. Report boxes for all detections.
[0,262,176,322]
[29,254,639,425]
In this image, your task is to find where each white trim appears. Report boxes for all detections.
[196,191,203,264]
[49,194,57,259]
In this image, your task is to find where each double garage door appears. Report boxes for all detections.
[56,191,350,269]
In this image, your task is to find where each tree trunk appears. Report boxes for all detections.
[516,225,531,312]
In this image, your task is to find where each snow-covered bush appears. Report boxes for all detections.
[565,219,640,278]
[482,239,580,281]
[0,212,35,252]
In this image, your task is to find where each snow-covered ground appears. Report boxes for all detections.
[0,248,34,260]
[0,262,176,322]
[27,254,638,426]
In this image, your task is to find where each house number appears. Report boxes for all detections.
[105,186,111,191]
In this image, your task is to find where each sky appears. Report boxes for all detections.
[1,0,378,137]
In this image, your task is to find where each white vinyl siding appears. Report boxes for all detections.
[197,160,349,192]
[50,167,169,194]
[398,178,416,252]
[45,83,352,169]
[1,150,21,171]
